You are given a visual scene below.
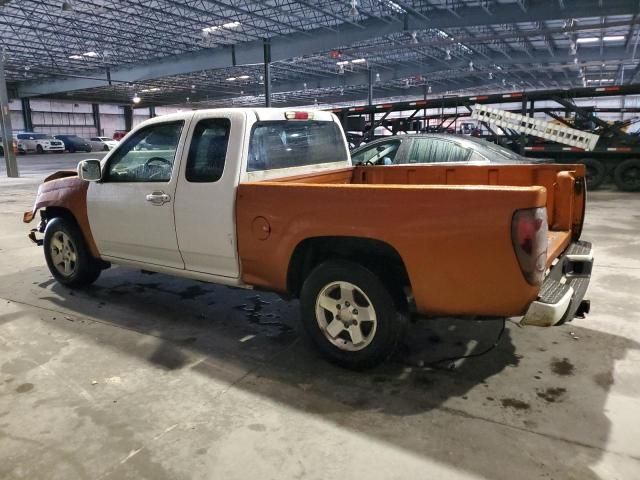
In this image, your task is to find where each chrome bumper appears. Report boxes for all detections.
[521,241,594,327]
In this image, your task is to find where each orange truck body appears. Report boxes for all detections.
[24,163,586,320]
[236,163,586,318]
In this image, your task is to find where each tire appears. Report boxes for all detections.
[582,158,606,190]
[103,145,109,151]
[69,146,76,153]
[36,144,44,154]
[43,217,102,288]
[299,260,408,370]
[613,159,640,192]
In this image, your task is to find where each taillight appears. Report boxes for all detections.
[511,207,548,286]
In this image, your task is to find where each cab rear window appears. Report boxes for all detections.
[248,121,347,172]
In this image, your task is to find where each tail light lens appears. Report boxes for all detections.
[511,207,548,286]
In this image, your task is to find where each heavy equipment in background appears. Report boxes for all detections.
[331,84,640,191]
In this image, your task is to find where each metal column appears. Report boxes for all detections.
[263,39,272,107]
[0,57,18,177]
[123,105,133,131]
[149,105,156,118]
[92,104,101,136]
[21,98,33,132]
[367,68,374,140]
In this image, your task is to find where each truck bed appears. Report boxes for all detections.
[236,163,585,318]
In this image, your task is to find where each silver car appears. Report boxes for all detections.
[351,134,528,166]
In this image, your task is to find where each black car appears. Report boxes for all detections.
[54,134,92,153]
[351,134,530,166]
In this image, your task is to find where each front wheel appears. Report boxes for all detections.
[36,145,44,154]
[44,217,102,288]
[299,260,407,369]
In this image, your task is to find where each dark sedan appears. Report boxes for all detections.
[54,134,92,153]
[351,134,530,166]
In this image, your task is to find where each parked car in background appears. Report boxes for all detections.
[13,132,65,154]
[89,136,118,151]
[113,130,129,141]
[54,135,92,153]
[351,134,531,166]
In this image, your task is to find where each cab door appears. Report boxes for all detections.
[173,110,246,278]
[87,117,190,268]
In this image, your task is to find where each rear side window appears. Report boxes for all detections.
[409,138,470,163]
[186,118,231,182]
[248,120,347,172]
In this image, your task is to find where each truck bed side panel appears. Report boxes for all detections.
[236,183,546,317]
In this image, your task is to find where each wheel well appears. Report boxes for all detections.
[43,206,77,225]
[287,236,411,305]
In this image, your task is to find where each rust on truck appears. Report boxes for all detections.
[236,163,585,318]
[22,171,100,258]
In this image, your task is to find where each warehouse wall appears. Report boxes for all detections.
[99,104,126,138]
[29,99,96,137]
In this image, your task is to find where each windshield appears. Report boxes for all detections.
[248,120,347,172]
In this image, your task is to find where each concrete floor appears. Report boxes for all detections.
[1,153,639,480]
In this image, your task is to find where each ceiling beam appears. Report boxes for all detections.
[269,46,632,95]
[14,0,637,97]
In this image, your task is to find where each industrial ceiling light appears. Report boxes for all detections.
[603,35,625,42]
[202,21,241,35]
[488,72,493,79]
[569,41,577,55]
[411,31,418,45]
[132,94,141,104]
[427,85,432,93]
[226,77,237,81]
[68,51,99,60]
[238,75,250,80]
[502,78,507,86]
[576,37,599,44]
[468,61,474,71]
[349,0,358,17]
[351,58,367,64]
[445,49,452,60]
[375,72,381,82]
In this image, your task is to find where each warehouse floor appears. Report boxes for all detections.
[1,154,639,480]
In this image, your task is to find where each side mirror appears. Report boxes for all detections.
[78,159,102,182]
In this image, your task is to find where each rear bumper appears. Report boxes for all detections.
[521,240,593,327]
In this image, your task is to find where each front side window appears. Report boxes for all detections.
[352,140,401,165]
[409,138,471,164]
[248,120,347,172]
[104,121,183,182]
[185,118,230,182]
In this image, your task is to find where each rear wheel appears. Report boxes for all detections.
[300,260,407,369]
[614,159,640,192]
[43,217,102,288]
[36,144,44,154]
[582,158,606,190]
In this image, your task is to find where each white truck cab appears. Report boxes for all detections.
[81,108,349,283]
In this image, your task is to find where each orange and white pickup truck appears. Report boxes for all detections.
[24,108,593,369]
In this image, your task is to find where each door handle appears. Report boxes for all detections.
[145,191,171,205]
